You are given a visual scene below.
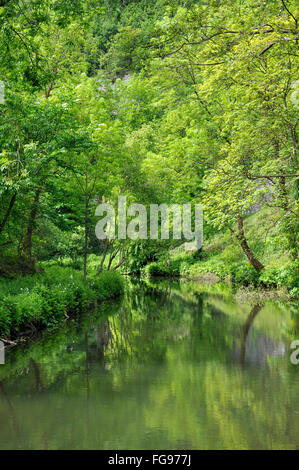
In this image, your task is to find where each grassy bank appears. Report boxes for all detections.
[0,266,124,340]
[142,209,299,298]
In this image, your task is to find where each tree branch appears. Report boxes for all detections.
[281,0,298,28]
[259,36,299,55]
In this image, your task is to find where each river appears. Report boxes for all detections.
[0,278,298,449]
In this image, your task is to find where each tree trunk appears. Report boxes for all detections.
[240,303,263,364]
[30,358,43,392]
[107,245,120,271]
[83,172,88,281]
[0,192,17,234]
[21,186,42,263]
[97,239,109,275]
[112,257,126,271]
[237,216,264,272]
[278,172,297,260]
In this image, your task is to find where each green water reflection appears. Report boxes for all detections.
[0,279,298,449]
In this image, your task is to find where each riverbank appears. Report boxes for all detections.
[141,209,298,298]
[142,261,298,301]
[0,266,124,342]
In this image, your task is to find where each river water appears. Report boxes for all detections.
[0,278,298,449]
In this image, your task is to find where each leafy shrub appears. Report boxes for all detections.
[92,270,124,299]
[230,264,260,286]
[13,292,44,330]
[0,266,124,338]
[125,240,160,274]
[144,262,164,277]
[0,302,11,336]
[143,261,180,278]
[36,285,67,325]
[260,261,299,294]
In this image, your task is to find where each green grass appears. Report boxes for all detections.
[0,265,124,339]
[38,252,120,274]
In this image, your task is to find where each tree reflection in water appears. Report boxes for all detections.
[0,279,297,450]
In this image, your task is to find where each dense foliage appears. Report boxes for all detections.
[0,266,123,337]
[0,0,298,298]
